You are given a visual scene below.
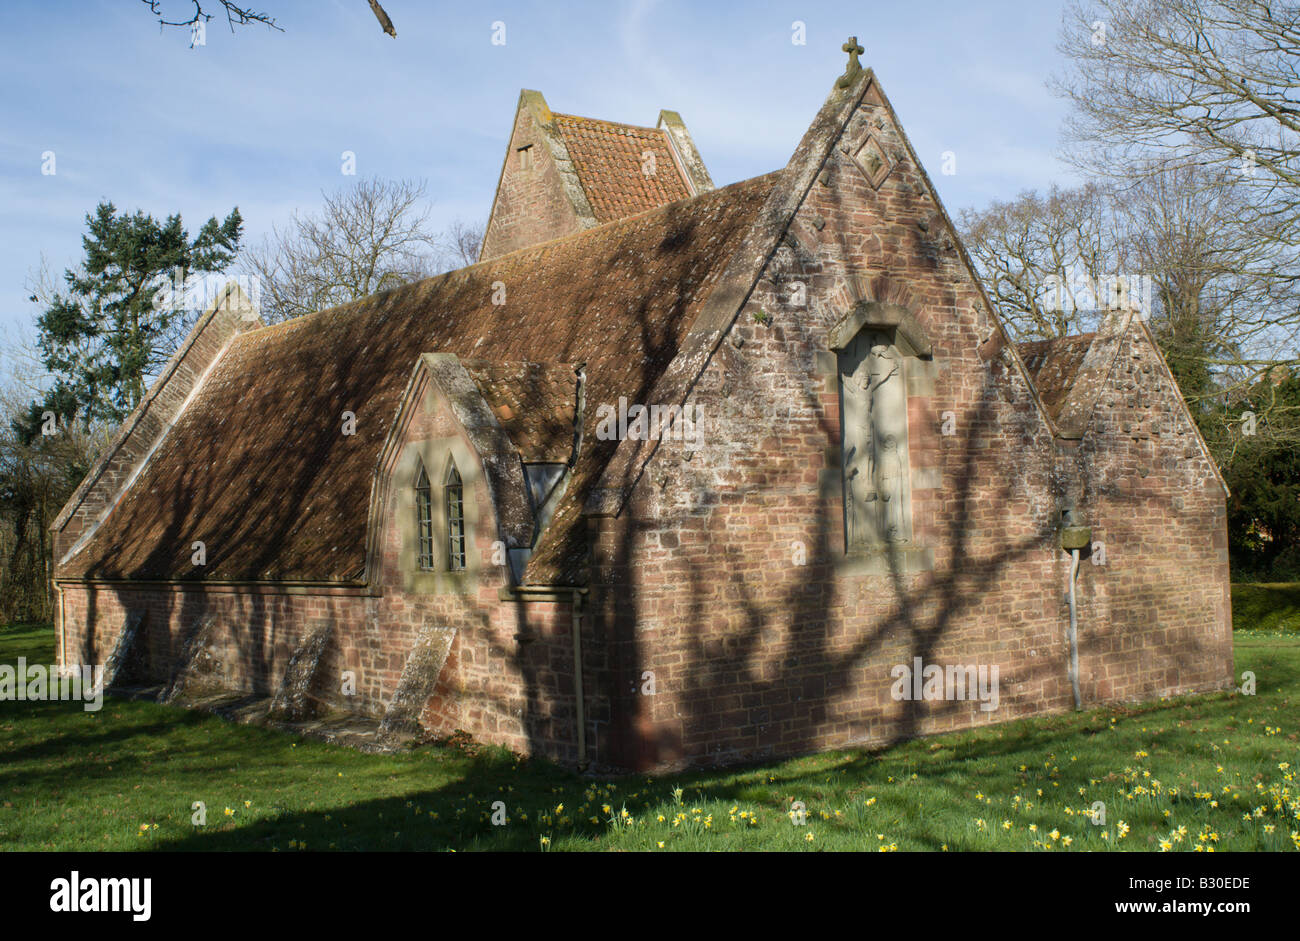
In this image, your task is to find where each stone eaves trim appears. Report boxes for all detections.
[523,91,600,233]
[52,282,261,567]
[499,585,587,603]
[658,109,715,196]
[54,577,372,594]
[1130,314,1230,497]
[1053,331,1123,440]
[1018,332,1099,425]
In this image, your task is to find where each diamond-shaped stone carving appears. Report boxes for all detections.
[842,132,893,190]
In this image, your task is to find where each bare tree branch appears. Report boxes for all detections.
[368,0,397,38]
[140,0,282,34]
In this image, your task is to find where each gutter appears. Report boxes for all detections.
[54,577,374,597]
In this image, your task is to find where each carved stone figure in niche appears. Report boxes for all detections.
[840,328,911,549]
[878,434,904,541]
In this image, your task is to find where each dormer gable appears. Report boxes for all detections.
[479,89,713,261]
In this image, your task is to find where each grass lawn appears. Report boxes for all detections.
[1,593,1297,852]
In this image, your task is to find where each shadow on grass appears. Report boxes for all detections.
[150,747,583,852]
[1232,582,1300,633]
[3,626,1288,852]
[0,697,214,766]
[144,681,1254,852]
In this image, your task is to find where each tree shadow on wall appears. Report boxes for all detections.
[586,172,1209,771]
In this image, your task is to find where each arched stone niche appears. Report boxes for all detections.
[830,300,933,569]
[829,300,932,359]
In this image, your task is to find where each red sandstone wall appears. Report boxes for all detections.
[56,376,591,763]
[1065,325,1233,703]
[479,106,585,262]
[58,584,371,701]
[583,82,1232,771]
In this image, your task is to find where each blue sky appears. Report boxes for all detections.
[0,0,1080,356]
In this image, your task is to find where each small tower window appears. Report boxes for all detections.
[415,463,434,570]
[517,144,533,170]
[445,463,466,571]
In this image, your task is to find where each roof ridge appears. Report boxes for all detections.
[551,111,667,135]
[239,172,782,342]
[1018,331,1098,349]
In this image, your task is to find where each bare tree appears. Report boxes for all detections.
[1050,0,1300,397]
[1054,1,1300,200]
[444,219,484,268]
[958,182,1125,339]
[240,178,446,324]
[1115,165,1283,395]
[1052,0,1300,370]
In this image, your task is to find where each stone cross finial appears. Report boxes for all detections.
[837,36,864,88]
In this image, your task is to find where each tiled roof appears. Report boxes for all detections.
[462,360,577,463]
[64,171,780,586]
[1017,333,1097,422]
[552,113,694,223]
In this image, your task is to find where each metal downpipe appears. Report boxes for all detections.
[1067,548,1082,710]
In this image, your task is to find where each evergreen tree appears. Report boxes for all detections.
[1224,372,1300,580]
[20,202,242,437]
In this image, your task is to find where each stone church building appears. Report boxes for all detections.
[52,47,1233,771]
